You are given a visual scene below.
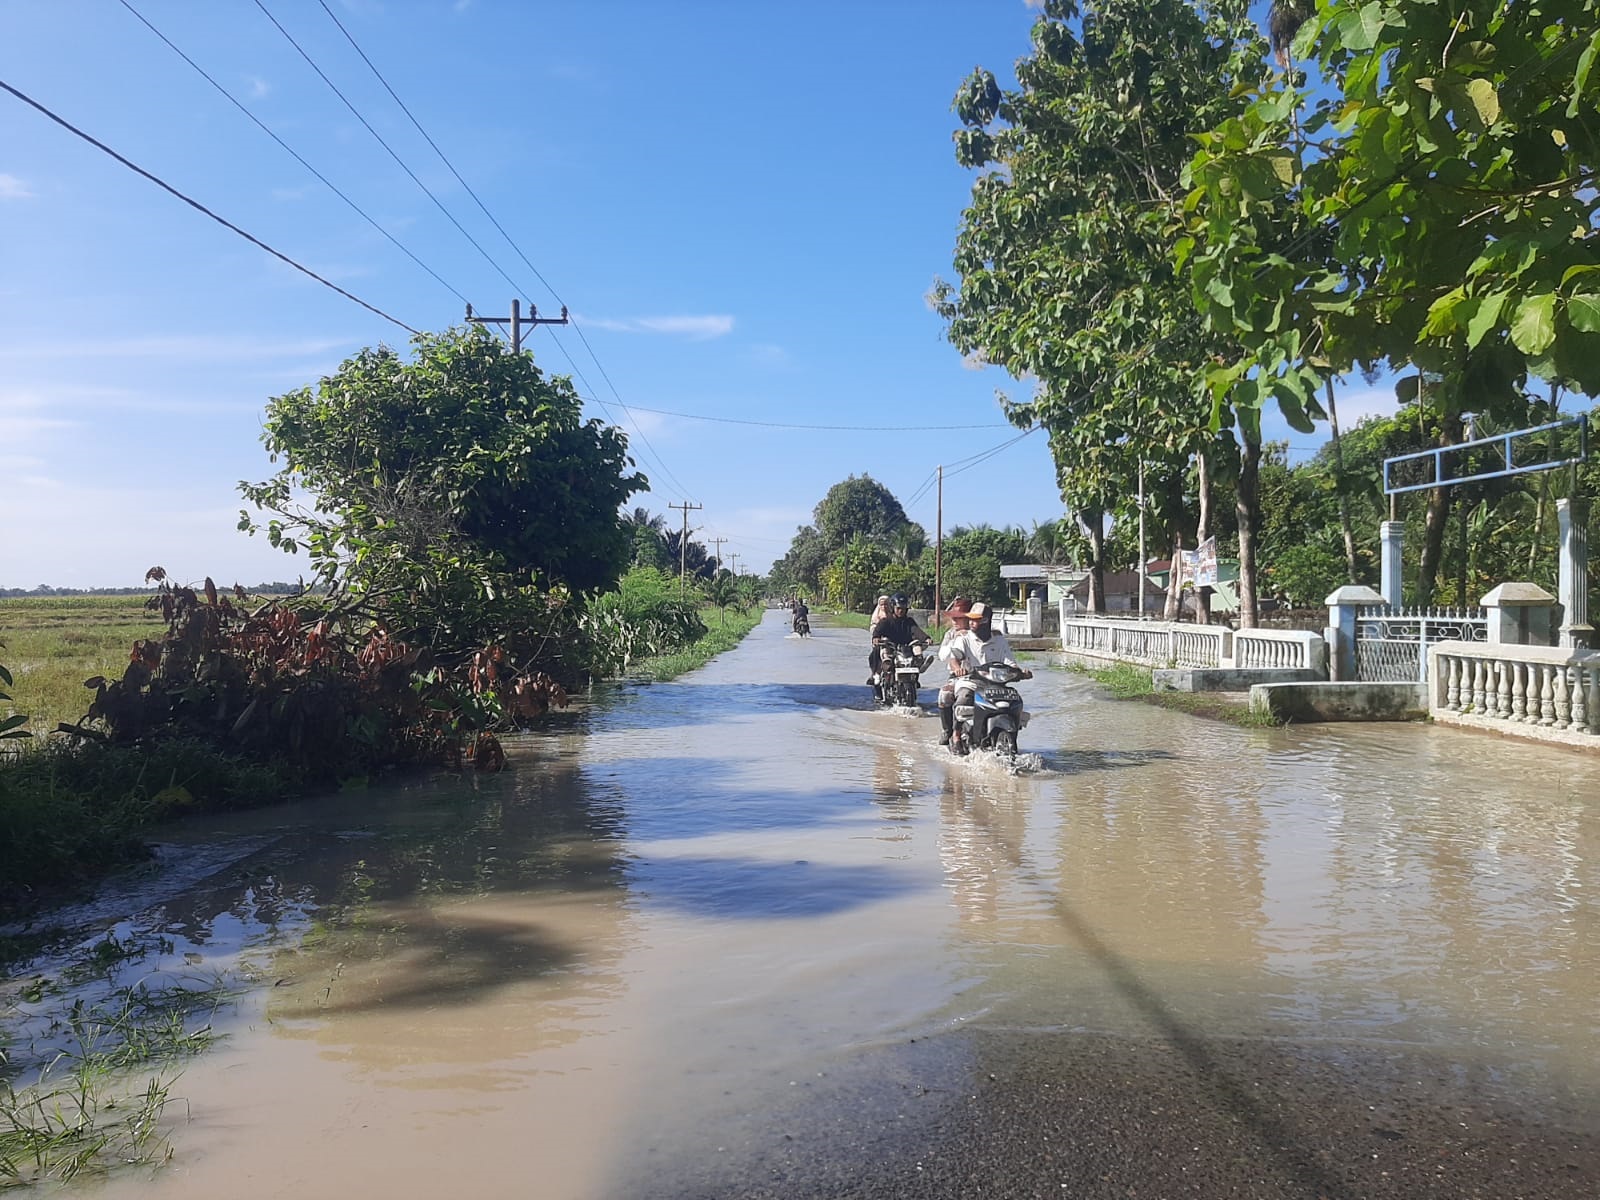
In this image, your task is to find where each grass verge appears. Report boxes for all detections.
[1060,661,1284,728]
[632,605,762,681]
[818,610,870,629]
[1,941,234,1187]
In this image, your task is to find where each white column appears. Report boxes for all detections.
[1558,498,1592,649]
[1380,520,1404,609]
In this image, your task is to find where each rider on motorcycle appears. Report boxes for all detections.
[934,596,972,744]
[868,593,928,691]
[940,601,1032,747]
[792,597,810,634]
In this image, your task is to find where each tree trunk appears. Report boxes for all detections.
[1074,507,1106,612]
[1325,380,1358,583]
[1235,438,1261,629]
[1196,449,1214,625]
[1165,529,1184,620]
[1417,415,1463,608]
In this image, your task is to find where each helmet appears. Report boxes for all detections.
[890,593,910,610]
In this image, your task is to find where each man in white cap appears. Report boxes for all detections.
[942,601,1031,747]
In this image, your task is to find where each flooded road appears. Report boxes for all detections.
[17,609,1600,1197]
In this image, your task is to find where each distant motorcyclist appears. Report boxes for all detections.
[792,597,810,634]
[941,601,1031,747]
[868,593,928,692]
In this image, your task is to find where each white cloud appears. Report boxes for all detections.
[453,0,473,11]
[0,173,35,200]
[1329,383,1402,428]
[271,185,313,201]
[579,314,734,340]
[247,75,272,99]
[748,343,791,368]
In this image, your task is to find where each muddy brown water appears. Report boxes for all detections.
[10,610,1600,1197]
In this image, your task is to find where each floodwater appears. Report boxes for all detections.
[11,609,1600,1197]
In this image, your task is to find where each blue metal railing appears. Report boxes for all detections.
[1383,414,1588,495]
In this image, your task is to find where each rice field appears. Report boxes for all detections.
[0,596,166,737]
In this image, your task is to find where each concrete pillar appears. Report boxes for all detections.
[1558,497,1593,649]
[1026,595,1043,638]
[1325,584,1386,682]
[1482,582,1559,647]
[1379,520,1404,609]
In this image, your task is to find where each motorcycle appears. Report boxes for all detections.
[874,641,933,707]
[949,661,1030,759]
[792,611,810,637]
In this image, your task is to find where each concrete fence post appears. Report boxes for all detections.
[1325,584,1386,682]
[1558,498,1593,650]
[1482,582,1559,647]
[1380,520,1405,609]
[1026,595,1043,638]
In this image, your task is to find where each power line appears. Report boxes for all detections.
[314,0,562,306]
[117,0,470,306]
[0,77,418,334]
[252,0,526,298]
[298,0,700,504]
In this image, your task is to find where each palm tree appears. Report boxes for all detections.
[622,506,666,533]
[1028,519,1069,566]
[705,572,740,627]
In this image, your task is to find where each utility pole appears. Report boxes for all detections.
[669,501,703,598]
[729,553,741,576]
[1137,459,1146,617]
[708,536,727,575]
[934,465,944,630]
[465,299,569,352]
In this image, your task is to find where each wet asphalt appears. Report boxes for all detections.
[641,1027,1600,1199]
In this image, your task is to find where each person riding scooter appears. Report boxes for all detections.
[868,593,928,695]
[941,601,1031,748]
[935,596,972,744]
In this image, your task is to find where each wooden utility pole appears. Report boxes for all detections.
[934,465,944,630]
[669,501,703,598]
[729,553,741,576]
[708,536,727,574]
[465,299,569,352]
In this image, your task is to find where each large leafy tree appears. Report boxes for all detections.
[1185,0,1600,603]
[240,326,645,654]
[934,0,1271,616]
[813,475,919,552]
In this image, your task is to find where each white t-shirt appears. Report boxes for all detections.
[941,628,1019,675]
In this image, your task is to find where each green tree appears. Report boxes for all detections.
[934,0,1270,616]
[813,476,918,552]
[1185,0,1600,604]
[240,327,644,658]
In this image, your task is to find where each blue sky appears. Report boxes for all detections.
[1,0,1386,588]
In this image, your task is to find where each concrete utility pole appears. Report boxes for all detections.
[669,501,703,598]
[1136,459,1146,617]
[465,299,569,352]
[934,465,943,630]
[729,553,741,576]
[709,536,727,575]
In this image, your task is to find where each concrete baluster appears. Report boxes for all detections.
[1497,661,1512,718]
[1570,662,1587,732]
[1469,659,1485,711]
[1554,666,1572,730]
[1539,664,1557,726]
[1445,656,1461,710]
[1587,661,1600,734]
[1512,661,1529,721]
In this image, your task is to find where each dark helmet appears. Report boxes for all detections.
[890,592,910,610]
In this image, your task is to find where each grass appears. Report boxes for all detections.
[820,610,871,630]
[1060,660,1285,728]
[633,604,762,680]
[0,932,235,1188]
[0,597,164,737]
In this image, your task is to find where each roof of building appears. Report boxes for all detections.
[1000,563,1086,581]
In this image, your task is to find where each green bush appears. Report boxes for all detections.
[580,568,708,677]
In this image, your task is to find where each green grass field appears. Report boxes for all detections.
[0,596,164,736]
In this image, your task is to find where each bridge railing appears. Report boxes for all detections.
[1234,628,1325,671]
[1428,641,1600,740]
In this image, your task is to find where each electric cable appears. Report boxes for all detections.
[306,0,701,504]
[0,78,419,334]
[252,0,526,298]
[117,0,470,306]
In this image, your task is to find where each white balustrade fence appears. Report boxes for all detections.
[1061,617,1230,669]
[1233,628,1325,671]
[1428,641,1600,741]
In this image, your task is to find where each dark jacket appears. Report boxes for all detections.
[871,614,928,645]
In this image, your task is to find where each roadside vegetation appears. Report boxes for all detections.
[0,328,765,911]
[1060,660,1283,729]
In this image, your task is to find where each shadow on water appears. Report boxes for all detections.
[589,682,884,728]
[624,854,921,920]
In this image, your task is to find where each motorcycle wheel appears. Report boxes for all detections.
[993,729,1017,759]
[897,679,917,707]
